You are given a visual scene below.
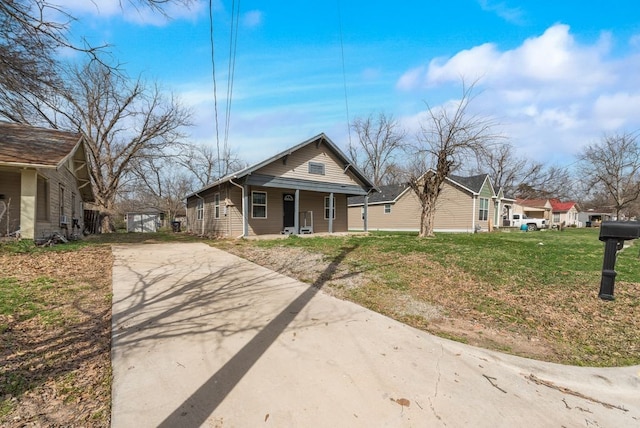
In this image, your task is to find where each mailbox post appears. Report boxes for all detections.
[598,221,640,300]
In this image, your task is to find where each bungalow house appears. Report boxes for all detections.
[0,122,94,240]
[348,173,505,233]
[185,133,376,238]
[550,199,580,227]
[512,198,552,223]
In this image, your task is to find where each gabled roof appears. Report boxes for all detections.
[449,173,492,195]
[0,121,83,168]
[0,121,95,202]
[348,172,493,206]
[187,133,376,198]
[516,198,551,209]
[550,199,578,212]
[348,183,408,206]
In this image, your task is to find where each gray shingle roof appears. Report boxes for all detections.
[347,173,492,206]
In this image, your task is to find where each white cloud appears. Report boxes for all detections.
[393,24,640,165]
[593,92,640,130]
[53,0,206,26]
[242,10,263,28]
[477,0,525,25]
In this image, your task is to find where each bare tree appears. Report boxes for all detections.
[471,143,573,199]
[179,143,248,188]
[578,132,640,219]
[0,0,195,122]
[128,156,193,222]
[348,112,407,186]
[37,61,192,232]
[408,82,500,237]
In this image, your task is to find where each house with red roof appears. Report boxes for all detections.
[550,199,580,227]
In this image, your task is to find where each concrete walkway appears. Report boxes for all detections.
[111,243,640,427]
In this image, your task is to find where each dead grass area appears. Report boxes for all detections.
[220,241,640,366]
[0,246,113,427]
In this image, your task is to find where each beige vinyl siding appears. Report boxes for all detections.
[255,143,359,187]
[36,165,86,238]
[227,185,244,237]
[431,184,474,231]
[186,184,229,237]
[247,187,282,235]
[359,190,421,231]
[349,183,482,232]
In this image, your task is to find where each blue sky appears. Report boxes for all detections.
[58,0,640,168]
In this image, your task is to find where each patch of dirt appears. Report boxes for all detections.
[222,244,558,362]
[0,246,113,427]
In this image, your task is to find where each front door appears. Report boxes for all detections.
[283,193,295,229]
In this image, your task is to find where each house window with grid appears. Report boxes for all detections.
[553,213,560,223]
[478,197,488,221]
[196,199,203,220]
[214,193,221,219]
[252,191,267,218]
[308,162,325,175]
[324,196,336,220]
[384,203,392,214]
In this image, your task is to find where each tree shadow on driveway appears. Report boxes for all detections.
[111,242,358,427]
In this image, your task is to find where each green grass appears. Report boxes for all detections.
[218,228,640,366]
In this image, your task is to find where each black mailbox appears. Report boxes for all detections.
[598,221,640,300]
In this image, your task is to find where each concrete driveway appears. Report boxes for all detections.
[111,243,640,427]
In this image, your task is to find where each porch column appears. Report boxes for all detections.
[294,188,300,234]
[328,192,334,233]
[242,184,249,237]
[363,194,369,232]
[20,169,37,239]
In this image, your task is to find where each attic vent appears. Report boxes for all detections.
[309,162,325,175]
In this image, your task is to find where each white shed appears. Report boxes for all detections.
[126,212,161,233]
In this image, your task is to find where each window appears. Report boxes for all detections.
[384,204,392,214]
[214,193,220,219]
[36,176,49,221]
[252,191,267,218]
[308,162,325,175]
[71,193,76,219]
[324,196,336,220]
[196,199,203,220]
[478,197,488,221]
[59,185,65,219]
[553,213,560,223]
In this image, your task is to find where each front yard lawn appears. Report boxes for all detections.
[216,228,640,367]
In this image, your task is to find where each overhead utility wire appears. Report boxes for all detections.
[208,0,222,179]
[337,0,352,147]
[223,0,241,168]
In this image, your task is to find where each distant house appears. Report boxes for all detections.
[185,133,376,237]
[512,198,552,223]
[0,122,94,240]
[550,199,580,227]
[578,209,613,227]
[348,173,505,233]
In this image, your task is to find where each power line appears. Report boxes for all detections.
[223,0,241,170]
[336,0,352,147]
[208,0,221,179]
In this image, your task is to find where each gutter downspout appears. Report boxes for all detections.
[229,179,247,238]
[472,195,476,233]
[194,192,205,236]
